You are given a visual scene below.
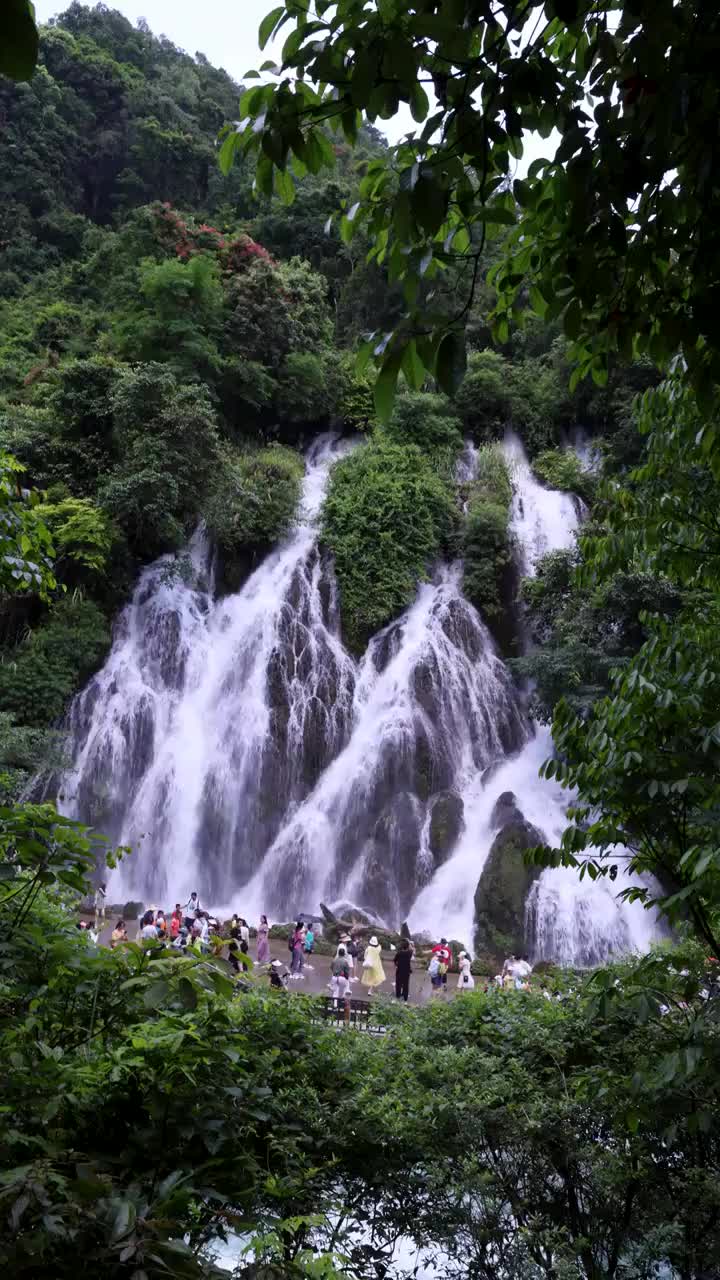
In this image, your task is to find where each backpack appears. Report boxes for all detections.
[288,933,295,952]
[428,956,440,977]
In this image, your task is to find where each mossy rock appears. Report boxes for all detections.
[473,817,543,963]
[429,790,464,863]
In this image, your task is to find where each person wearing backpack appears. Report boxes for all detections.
[331,945,351,1005]
[289,921,305,978]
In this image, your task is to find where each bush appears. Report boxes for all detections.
[532,447,596,502]
[274,352,331,424]
[203,445,304,555]
[385,391,463,458]
[462,446,514,623]
[0,599,110,727]
[321,435,457,651]
[454,350,510,440]
[454,351,566,456]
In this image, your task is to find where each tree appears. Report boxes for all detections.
[232,1,720,413]
[531,380,720,951]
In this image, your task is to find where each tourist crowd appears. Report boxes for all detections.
[84,885,548,1007]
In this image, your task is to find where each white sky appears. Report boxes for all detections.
[34,0,556,162]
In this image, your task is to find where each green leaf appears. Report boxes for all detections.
[0,0,39,81]
[409,81,429,123]
[373,352,403,421]
[218,130,240,177]
[435,331,467,395]
[259,5,285,50]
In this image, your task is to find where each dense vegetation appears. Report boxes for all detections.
[2,814,720,1279]
[2,2,720,1274]
[0,2,648,775]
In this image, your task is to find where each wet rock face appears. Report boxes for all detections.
[490,790,525,831]
[473,811,543,964]
[429,790,464,863]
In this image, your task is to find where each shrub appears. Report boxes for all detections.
[462,446,514,623]
[385,391,463,459]
[454,350,510,440]
[274,352,331,424]
[203,445,304,555]
[532,447,596,502]
[0,599,110,727]
[321,436,457,651]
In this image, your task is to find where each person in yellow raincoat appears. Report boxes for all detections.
[361,935,386,995]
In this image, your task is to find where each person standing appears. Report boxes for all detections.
[239,918,250,948]
[183,893,200,930]
[457,951,475,991]
[170,907,182,940]
[110,919,127,948]
[431,938,452,994]
[394,939,412,1002]
[94,882,107,932]
[331,945,351,1005]
[304,924,315,955]
[256,914,270,965]
[290,921,305,979]
[361,935,386,996]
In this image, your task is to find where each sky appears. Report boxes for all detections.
[34,0,556,162]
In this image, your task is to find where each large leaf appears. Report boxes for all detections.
[1,0,38,81]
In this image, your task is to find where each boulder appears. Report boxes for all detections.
[490,790,524,831]
[473,815,543,964]
[428,790,464,863]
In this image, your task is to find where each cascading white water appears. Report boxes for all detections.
[60,435,357,904]
[409,432,661,964]
[240,565,526,923]
[503,431,582,573]
[60,423,661,964]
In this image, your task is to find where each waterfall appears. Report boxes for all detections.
[503,430,582,573]
[60,425,661,965]
[240,565,526,923]
[409,432,660,964]
[60,435,357,904]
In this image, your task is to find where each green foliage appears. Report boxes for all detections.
[454,350,512,440]
[102,365,221,557]
[384,391,463,459]
[113,254,223,380]
[3,807,720,1278]
[0,598,109,727]
[39,496,113,580]
[322,436,457,651]
[532,381,720,949]
[0,712,64,803]
[0,452,57,599]
[239,0,720,413]
[0,0,38,81]
[203,445,304,556]
[454,351,563,454]
[533,447,595,502]
[462,445,513,625]
[274,352,332,425]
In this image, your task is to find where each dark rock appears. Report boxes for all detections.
[473,818,543,963]
[490,790,525,831]
[400,920,411,940]
[429,790,464,863]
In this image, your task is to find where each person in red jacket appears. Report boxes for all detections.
[431,938,452,992]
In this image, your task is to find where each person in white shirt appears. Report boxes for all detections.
[182,893,200,929]
[457,951,475,991]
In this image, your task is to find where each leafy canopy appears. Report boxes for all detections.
[234,0,720,412]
